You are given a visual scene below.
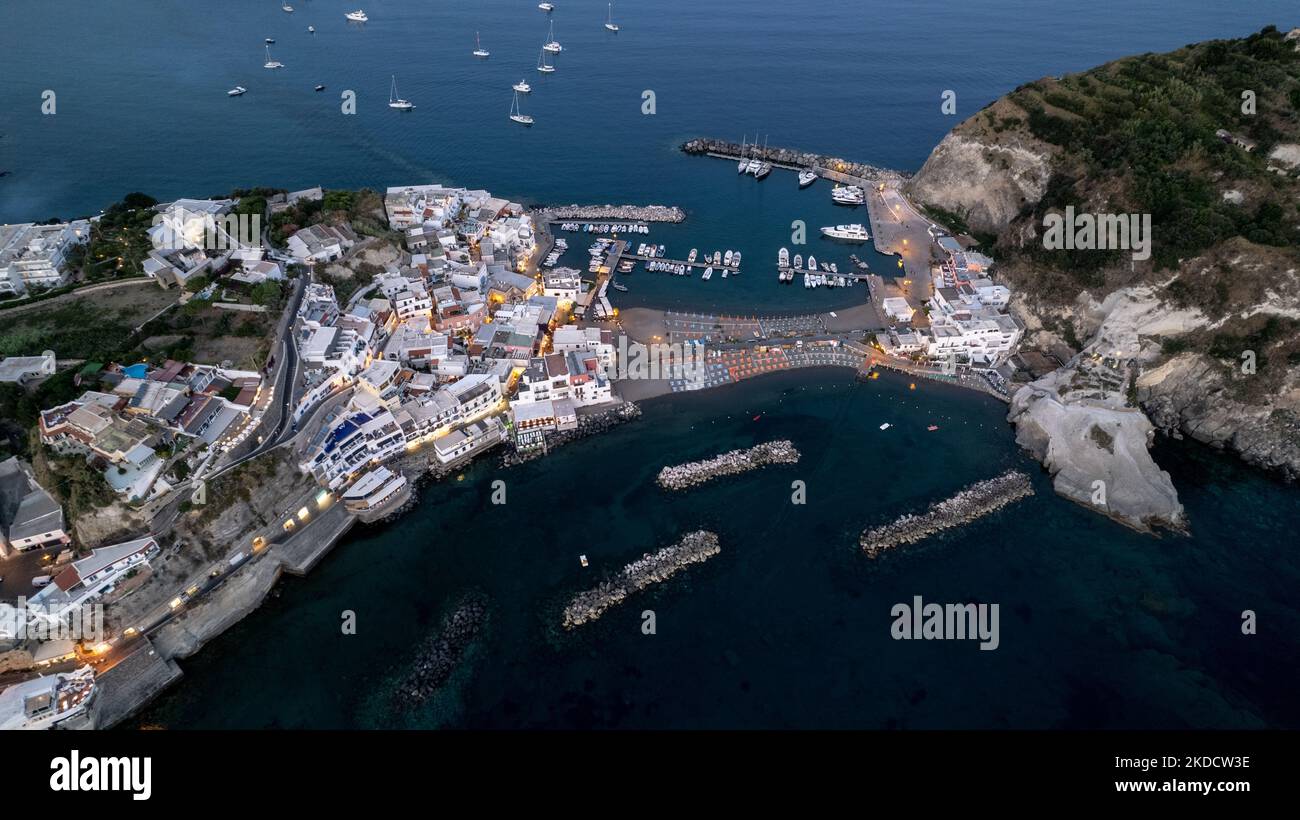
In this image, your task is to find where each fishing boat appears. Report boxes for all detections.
[228,86,247,97]
[779,247,789,267]
[605,2,620,31]
[388,75,414,110]
[509,89,533,125]
[513,78,532,93]
[263,45,284,69]
[345,10,368,22]
[544,20,563,52]
[537,47,555,73]
[473,32,490,58]
[798,170,817,188]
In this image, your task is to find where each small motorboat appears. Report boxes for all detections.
[265,38,276,44]
[314,84,325,91]
[227,86,247,97]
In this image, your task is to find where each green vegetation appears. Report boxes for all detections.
[270,187,388,244]
[1004,26,1300,273]
[83,192,158,280]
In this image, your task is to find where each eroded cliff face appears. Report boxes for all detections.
[905,33,1300,531]
[905,129,1055,235]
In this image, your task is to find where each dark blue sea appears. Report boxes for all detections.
[2,0,1297,728]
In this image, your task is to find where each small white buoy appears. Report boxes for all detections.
[579,554,589,567]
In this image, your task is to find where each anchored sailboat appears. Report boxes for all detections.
[537,46,555,73]
[473,32,490,58]
[510,90,534,125]
[263,45,284,69]
[605,3,620,31]
[388,75,414,110]
[544,20,562,52]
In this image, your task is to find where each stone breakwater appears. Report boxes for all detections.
[657,440,800,491]
[563,530,721,629]
[860,470,1035,557]
[394,593,488,708]
[501,402,642,467]
[533,204,685,223]
[682,138,908,182]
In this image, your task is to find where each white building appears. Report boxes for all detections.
[0,221,89,295]
[0,351,56,385]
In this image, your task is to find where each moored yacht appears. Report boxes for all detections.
[820,224,870,242]
[793,253,802,269]
[831,185,865,205]
[538,2,555,11]
[798,170,817,188]
[687,249,697,263]
[778,247,789,267]
[807,255,818,271]
[723,250,733,266]
[345,10,368,22]
[754,162,772,179]
[282,3,294,12]
[514,78,532,93]
[228,86,247,96]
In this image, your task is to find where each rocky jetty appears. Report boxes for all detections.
[656,440,800,491]
[394,593,488,708]
[533,204,685,223]
[860,470,1035,557]
[501,402,641,467]
[563,531,721,629]
[682,138,907,182]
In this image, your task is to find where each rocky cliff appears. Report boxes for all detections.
[907,26,1300,530]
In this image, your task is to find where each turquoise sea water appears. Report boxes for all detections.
[3,0,1298,728]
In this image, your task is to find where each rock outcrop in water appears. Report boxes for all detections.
[394,593,488,708]
[656,440,800,490]
[563,531,720,629]
[861,471,1035,557]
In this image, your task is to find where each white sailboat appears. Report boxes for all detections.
[509,90,534,125]
[513,78,532,93]
[537,47,555,73]
[388,75,414,110]
[263,45,284,69]
[544,20,563,52]
[605,2,619,31]
[473,32,490,58]
[282,3,294,13]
